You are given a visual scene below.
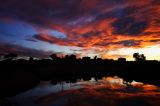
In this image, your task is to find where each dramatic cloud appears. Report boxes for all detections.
[0,0,160,59]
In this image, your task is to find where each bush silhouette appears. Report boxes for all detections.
[50,54,58,60]
[4,53,18,60]
[133,53,146,61]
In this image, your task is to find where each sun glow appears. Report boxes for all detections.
[114,44,160,60]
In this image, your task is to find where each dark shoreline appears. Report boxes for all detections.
[0,59,160,98]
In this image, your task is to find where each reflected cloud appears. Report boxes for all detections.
[8,76,160,106]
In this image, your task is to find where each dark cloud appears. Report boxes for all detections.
[114,40,142,47]
[0,0,77,27]
[34,34,92,47]
[122,6,139,16]
[128,21,148,35]
[149,39,160,43]
[152,0,160,5]
[0,0,104,28]
[112,17,134,34]
[143,31,160,35]
[112,17,148,36]
[0,43,53,58]
[95,40,142,47]
[34,34,57,44]
[81,31,102,38]
[34,34,77,45]
[25,38,38,42]
[95,6,138,21]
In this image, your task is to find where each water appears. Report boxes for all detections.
[6,76,160,106]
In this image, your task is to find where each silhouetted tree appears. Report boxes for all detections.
[133,53,139,61]
[140,54,146,61]
[4,53,18,60]
[65,55,69,59]
[69,54,76,60]
[29,57,34,61]
[94,56,97,59]
[50,54,58,60]
[133,53,146,61]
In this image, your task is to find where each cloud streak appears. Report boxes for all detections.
[0,43,53,58]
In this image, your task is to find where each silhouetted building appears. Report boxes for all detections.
[82,57,91,61]
[118,58,126,62]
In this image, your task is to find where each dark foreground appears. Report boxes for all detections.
[0,59,160,98]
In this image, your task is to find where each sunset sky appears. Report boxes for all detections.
[0,0,160,60]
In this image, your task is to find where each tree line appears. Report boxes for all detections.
[0,52,146,61]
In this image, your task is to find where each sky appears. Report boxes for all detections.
[0,0,160,60]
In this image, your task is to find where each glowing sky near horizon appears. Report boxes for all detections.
[0,0,160,60]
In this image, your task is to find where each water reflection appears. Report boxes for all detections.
[8,76,160,106]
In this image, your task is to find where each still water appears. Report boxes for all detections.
[7,76,160,106]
